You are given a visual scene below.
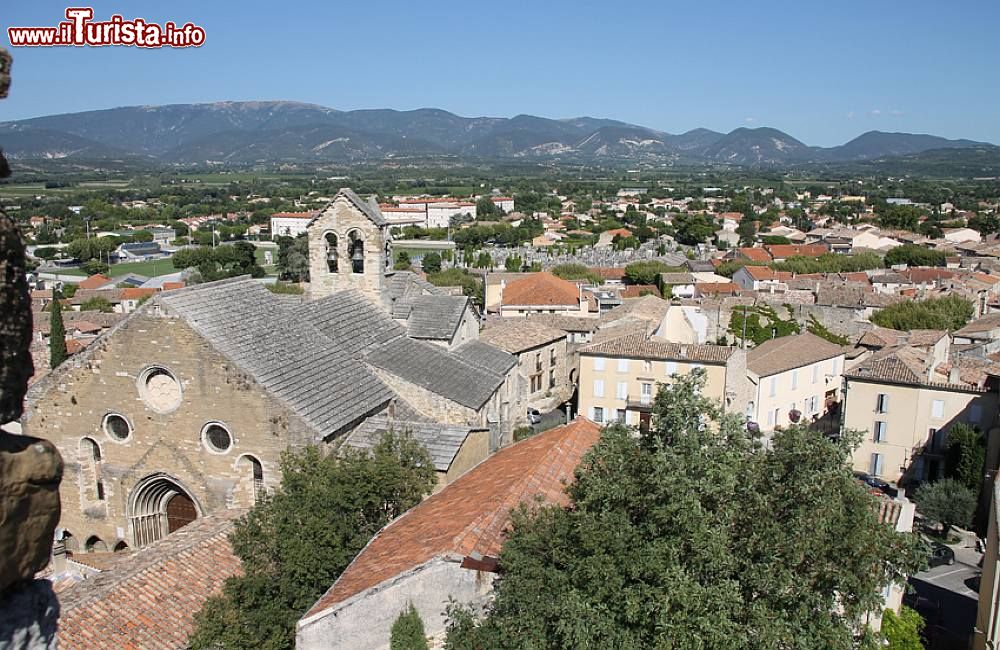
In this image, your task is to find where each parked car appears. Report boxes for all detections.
[853,472,897,497]
[527,408,542,425]
[928,542,955,567]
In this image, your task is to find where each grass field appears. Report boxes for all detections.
[57,258,178,278]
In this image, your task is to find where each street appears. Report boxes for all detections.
[906,541,982,650]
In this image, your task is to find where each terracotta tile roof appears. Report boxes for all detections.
[845,345,937,387]
[161,281,185,291]
[955,312,1000,336]
[77,274,112,290]
[58,511,244,650]
[604,228,633,238]
[70,321,103,334]
[581,331,737,364]
[304,418,601,618]
[765,244,828,259]
[747,332,846,377]
[737,247,771,263]
[65,339,89,355]
[501,272,581,307]
[694,282,741,296]
[857,326,906,348]
[902,267,955,283]
[744,266,793,281]
[620,284,661,298]
[120,287,157,300]
[480,319,567,353]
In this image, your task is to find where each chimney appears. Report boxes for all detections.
[50,540,67,575]
[949,365,961,384]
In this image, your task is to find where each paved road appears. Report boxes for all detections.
[906,545,982,650]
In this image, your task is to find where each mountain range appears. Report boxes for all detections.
[0,101,993,166]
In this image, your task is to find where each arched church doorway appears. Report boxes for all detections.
[128,475,201,547]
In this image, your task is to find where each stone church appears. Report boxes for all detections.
[22,189,526,555]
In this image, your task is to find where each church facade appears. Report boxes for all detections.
[23,190,526,555]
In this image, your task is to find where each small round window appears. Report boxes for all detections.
[103,413,132,442]
[138,366,182,414]
[202,423,233,453]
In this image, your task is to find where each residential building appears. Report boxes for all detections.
[732,265,792,291]
[578,332,749,431]
[842,345,999,484]
[296,418,601,650]
[270,211,319,239]
[480,320,573,411]
[498,272,592,318]
[746,332,847,433]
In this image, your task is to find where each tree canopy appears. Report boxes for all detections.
[870,296,974,331]
[191,433,436,650]
[623,260,682,286]
[672,213,717,245]
[550,263,601,284]
[173,241,265,282]
[445,372,924,649]
[914,478,975,537]
[883,244,946,268]
[49,292,67,369]
[390,604,429,650]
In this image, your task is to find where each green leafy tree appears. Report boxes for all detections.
[390,604,429,650]
[49,292,67,369]
[550,263,600,284]
[871,296,974,331]
[914,478,976,537]
[883,244,946,268]
[191,433,436,650]
[807,315,850,345]
[969,213,1000,236]
[945,423,986,493]
[729,304,801,346]
[80,296,114,313]
[474,251,492,270]
[476,197,502,219]
[130,229,154,243]
[624,260,681,286]
[274,234,311,282]
[672,212,717,245]
[880,606,925,649]
[426,268,484,306]
[394,251,412,271]
[737,218,757,246]
[81,259,110,276]
[445,372,924,649]
[421,252,442,274]
[504,255,522,272]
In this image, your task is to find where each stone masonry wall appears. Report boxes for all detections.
[308,197,387,302]
[22,306,316,551]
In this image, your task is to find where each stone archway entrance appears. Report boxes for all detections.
[128,475,200,548]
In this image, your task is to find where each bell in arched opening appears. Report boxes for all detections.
[325,232,338,273]
[348,231,364,274]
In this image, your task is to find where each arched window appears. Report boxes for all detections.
[348,230,364,274]
[237,454,265,505]
[62,530,79,554]
[113,541,130,553]
[85,535,107,553]
[128,475,200,548]
[80,437,105,502]
[325,232,339,273]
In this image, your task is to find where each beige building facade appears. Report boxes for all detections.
[578,332,749,430]
[746,333,846,433]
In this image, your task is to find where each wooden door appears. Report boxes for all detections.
[166,493,197,533]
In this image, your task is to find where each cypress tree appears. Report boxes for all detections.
[390,603,428,650]
[49,291,67,368]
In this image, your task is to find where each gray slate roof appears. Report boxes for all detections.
[365,336,507,410]
[337,188,387,227]
[384,271,444,318]
[406,294,469,341]
[160,278,394,439]
[344,417,483,471]
[294,290,405,357]
[452,340,517,376]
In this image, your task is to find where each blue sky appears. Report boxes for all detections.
[1,0,997,146]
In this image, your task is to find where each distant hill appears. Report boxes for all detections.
[0,102,991,167]
[823,130,985,161]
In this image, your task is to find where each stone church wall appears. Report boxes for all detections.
[22,307,315,552]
